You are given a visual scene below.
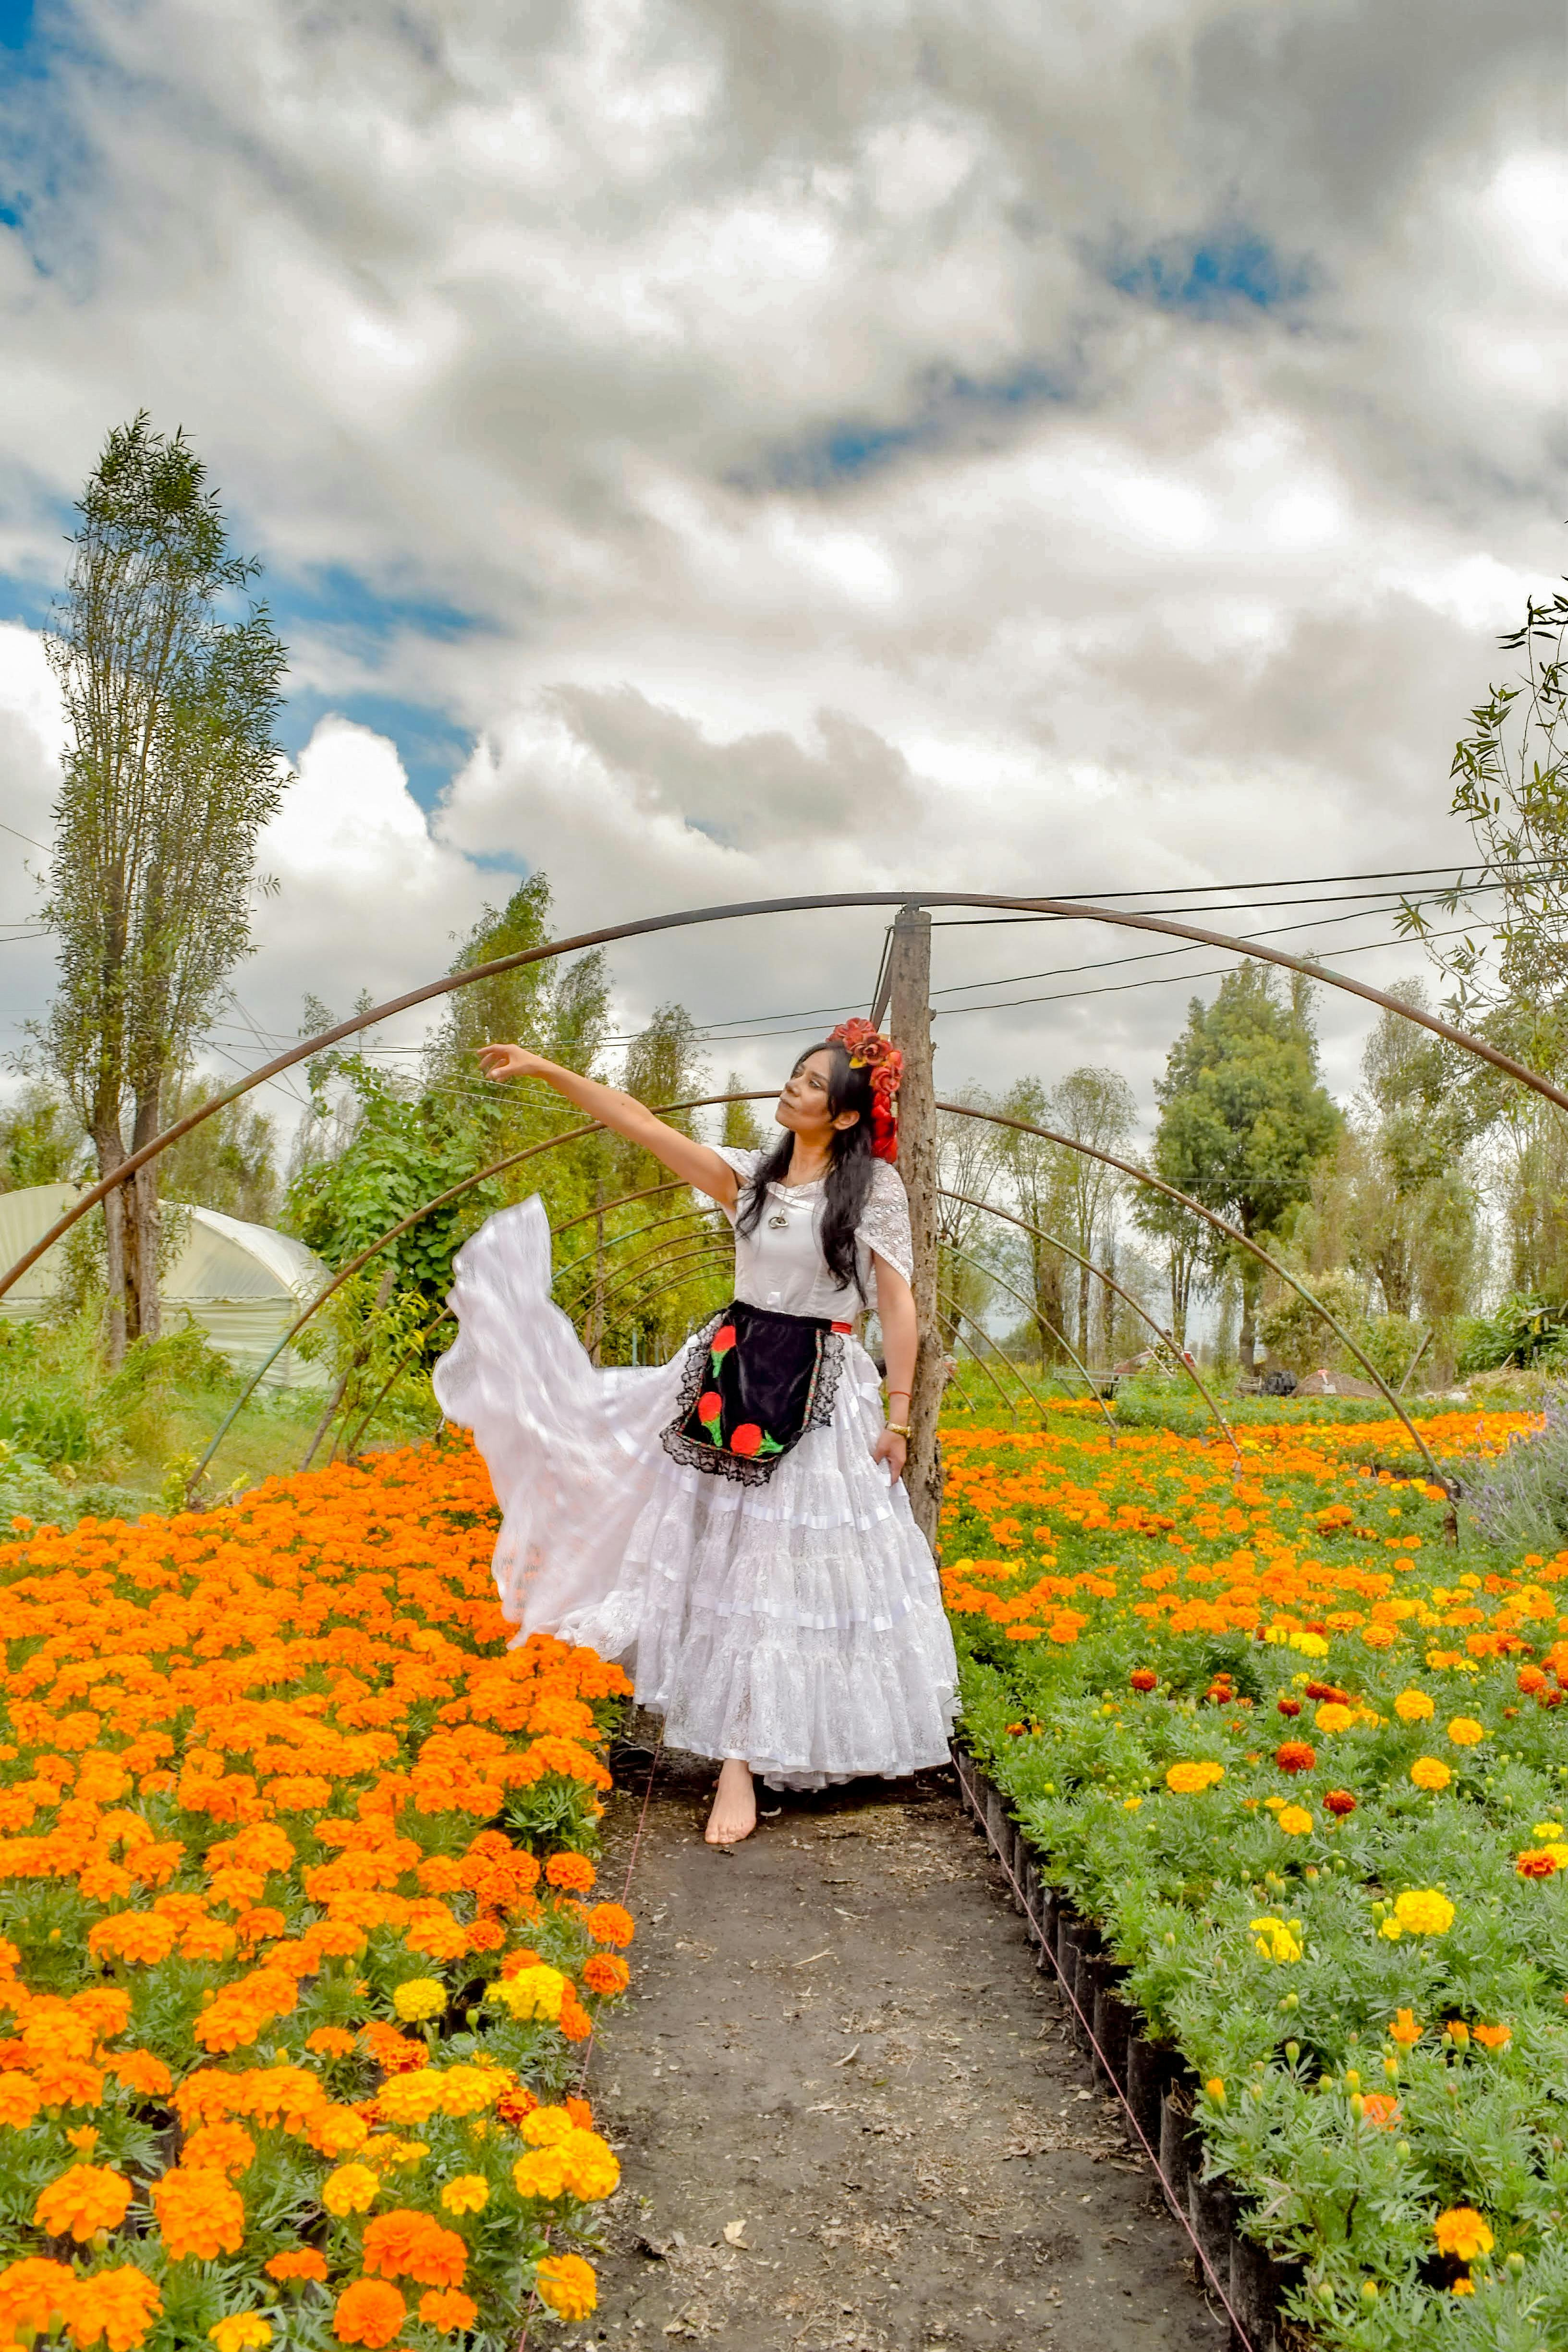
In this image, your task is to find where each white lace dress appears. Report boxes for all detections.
[432,1148,959,1789]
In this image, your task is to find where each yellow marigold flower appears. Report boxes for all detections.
[1165,1761,1224,1794]
[511,2146,568,2201]
[535,2253,597,2322]
[1433,2207,1493,2263]
[435,2066,499,2120]
[486,1964,568,2023]
[1534,1820,1565,1840]
[1447,1716,1485,1747]
[1394,1689,1434,1722]
[209,2316,272,2352]
[439,2175,489,2216]
[1276,1805,1313,1837]
[322,2162,380,2217]
[1250,1916,1302,1963]
[555,2127,620,2202]
[1313,1703,1354,1733]
[391,1979,447,2024]
[1393,1889,1455,1937]
[1410,1757,1451,1791]
[375,2071,446,2127]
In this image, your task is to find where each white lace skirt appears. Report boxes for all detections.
[432,1198,959,1789]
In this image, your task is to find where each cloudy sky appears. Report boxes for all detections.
[0,0,1562,1143]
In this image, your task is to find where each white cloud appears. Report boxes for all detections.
[0,0,1559,1141]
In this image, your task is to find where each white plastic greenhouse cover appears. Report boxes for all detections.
[0,1184,330,1390]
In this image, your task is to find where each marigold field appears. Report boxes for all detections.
[950,1405,1568,2350]
[0,1440,634,2352]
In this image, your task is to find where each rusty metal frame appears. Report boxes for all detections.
[942,1103,1441,1481]
[943,1186,1240,1464]
[6,888,1562,1308]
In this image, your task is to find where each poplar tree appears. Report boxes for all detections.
[40,416,289,1358]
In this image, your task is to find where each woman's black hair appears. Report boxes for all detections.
[734,1041,875,1296]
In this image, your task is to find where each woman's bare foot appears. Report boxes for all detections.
[705,1758,757,1844]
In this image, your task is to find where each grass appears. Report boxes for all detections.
[0,1307,438,1526]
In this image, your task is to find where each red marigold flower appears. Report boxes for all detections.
[1517,1850,1558,1879]
[1129,1669,1158,1693]
[728,1424,764,1457]
[1324,1789,1357,1817]
[1303,1680,1349,1704]
[1276,1697,1301,1717]
[1275,1742,1316,1774]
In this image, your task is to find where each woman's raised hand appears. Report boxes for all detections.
[476,1043,544,1083]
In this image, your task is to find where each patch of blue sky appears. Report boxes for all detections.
[0,567,57,632]
[267,564,483,653]
[1110,231,1310,316]
[739,357,1071,491]
[278,686,483,821]
[0,0,34,49]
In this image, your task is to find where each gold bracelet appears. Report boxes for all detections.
[887,1421,911,1438]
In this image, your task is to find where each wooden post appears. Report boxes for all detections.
[885,905,943,1552]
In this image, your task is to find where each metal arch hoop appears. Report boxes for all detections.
[942,1105,1442,1482]
[935,1285,1019,1423]
[4,887,1562,1305]
[182,1091,772,1497]
[941,1185,1240,1465]
[938,1234,1115,1439]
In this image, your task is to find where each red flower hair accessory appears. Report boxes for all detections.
[827,1019,903,1163]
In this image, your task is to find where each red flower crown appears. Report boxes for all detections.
[827,1019,903,1164]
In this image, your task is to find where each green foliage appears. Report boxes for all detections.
[155,1073,279,1222]
[0,1081,87,1189]
[1153,964,1341,1360]
[1456,1295,1568,1376]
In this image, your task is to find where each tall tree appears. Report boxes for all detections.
[994,1077,1078,1363]
[720,1072,764,1152]
[1050,1067,1137,1358]
[39,415,289,1358]
[0,1083,87,1192]
[1152,964,1340,1369]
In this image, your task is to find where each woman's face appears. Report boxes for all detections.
[776,1049,860,1147]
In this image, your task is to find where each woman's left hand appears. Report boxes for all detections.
[872,1427,908,1482]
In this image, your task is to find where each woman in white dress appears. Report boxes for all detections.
[432,1021,959,1844]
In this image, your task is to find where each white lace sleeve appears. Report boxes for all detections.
[706,1144,760,1226]
[858,1162,914,1289]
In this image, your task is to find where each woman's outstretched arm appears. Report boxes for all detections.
[476,1045,741,1208]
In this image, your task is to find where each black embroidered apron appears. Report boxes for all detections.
[660,1300,850,1487]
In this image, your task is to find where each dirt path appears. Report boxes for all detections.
[559,1734,1227,2352]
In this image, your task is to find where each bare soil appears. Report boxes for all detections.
[558,1731,1228,2352]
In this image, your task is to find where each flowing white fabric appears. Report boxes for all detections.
[432,1192,958,1789]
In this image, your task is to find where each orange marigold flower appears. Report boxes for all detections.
[362,2209,467,2287]
[535,2252,597,2321]
[1275,1742,1316,1774]
[1129,1669,1158,1693]
[0,2073,40,2129]
[265,2249,329,2282]
[544,1851,596,1893]
[1473,2023,1512,2049]
[419,2287,479,2332]
[34,2163,132,2243]
[1516,1849,1557,1879]
[61,2264,162,2351]
[331,2280,406,2348]
[583,1953,630,1998]
[182,2122,256,2179]
[307,2028,358,2061]
[150,2167,246,2262]
[0,2257,77,2340]
[1358,2093,1400,2130]
[583,1903,634,1950]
